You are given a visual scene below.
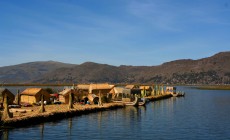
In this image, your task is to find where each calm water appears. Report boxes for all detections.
[1,87,230,140]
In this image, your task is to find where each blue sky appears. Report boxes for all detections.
[0,0,229,67]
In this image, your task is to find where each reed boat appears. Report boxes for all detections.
[166,86,185,97]
[171,92,185,97]
[138,98,146,106]
[123,96,139,106]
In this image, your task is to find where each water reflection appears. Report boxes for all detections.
[40,123,44,140]
[2,129,9,140]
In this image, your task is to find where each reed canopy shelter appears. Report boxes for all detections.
[89,83,114,95]
[59,88,73,104]
[20,88,50,104]
[0,88,15,105]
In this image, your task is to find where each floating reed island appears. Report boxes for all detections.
[1,103,124,127]
[0,84,183,127]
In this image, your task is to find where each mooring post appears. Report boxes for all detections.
[1,93,13,120]
[68,90,74,109]
[17,89,20,105]
[39,94,45,113]
[98,90,103,106]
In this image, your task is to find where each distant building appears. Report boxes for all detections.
[59,88,73,104]
[0,88,15,105]
[20,88,50,104]
[89,83,114,95]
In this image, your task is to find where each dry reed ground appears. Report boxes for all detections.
[1,103,124,126]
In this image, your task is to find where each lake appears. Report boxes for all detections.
[1,86,230,140]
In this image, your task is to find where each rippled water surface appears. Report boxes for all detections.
[1,87,230,140]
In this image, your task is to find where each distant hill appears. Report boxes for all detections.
[0,52,230,85]
[0,61,75,83]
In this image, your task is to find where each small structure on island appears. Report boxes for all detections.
[89,83,114,103]
[76,84,90,102]
[20,88,50,104]
[77,84,90,94]
[0,88,15,106]
[89,83,114,95]
[122,88,141,102]
[113,87,125,101]
[59,88,75,104]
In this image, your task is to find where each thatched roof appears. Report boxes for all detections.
[0,88,15,101]
[21,88,43,96]
[125,85,138,89]
[0,88,13,96]
[77,84,90,90]
[89,83,114,90]
[59,88,72,96]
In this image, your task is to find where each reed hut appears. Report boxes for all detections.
[76,84,90,102]
[89,83,114,95]
[77,84,90,94]
[0,88,15,105]
[122,88,141,102]
[113,87,125,101]
[89,83,114,103]
[20,88,50,104]
[59,88,76,104]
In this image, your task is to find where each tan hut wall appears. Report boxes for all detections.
[92,89,111,96]
[59,95,69,104]
[20,95,36,104]
[34,91,50,103]
[20,89,50,104]
[0,89,15,105]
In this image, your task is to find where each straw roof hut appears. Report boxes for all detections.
[59,88,72,104]
[89,83,114,95]
[20,88,50,104]
[77,84,90,94]
[0,88,15,105]
[113,87,125,100]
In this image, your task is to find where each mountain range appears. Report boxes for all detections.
[0,51,230,85]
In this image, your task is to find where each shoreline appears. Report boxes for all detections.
[1,103,124,128]
[1,94,173,128]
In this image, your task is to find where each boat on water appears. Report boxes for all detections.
[123,96,139,106]
[166,86,185,97]
[171,91,185,97]
[138,98,146,106]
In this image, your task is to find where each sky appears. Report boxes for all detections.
[0,0,230,67]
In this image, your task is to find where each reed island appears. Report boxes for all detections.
[0,83,178,127]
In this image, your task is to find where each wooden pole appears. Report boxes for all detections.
[1,93,13,120]
[17,89,20,105]
[39,94,45,113]
[98,90,103,106]
[68,90,74,109]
